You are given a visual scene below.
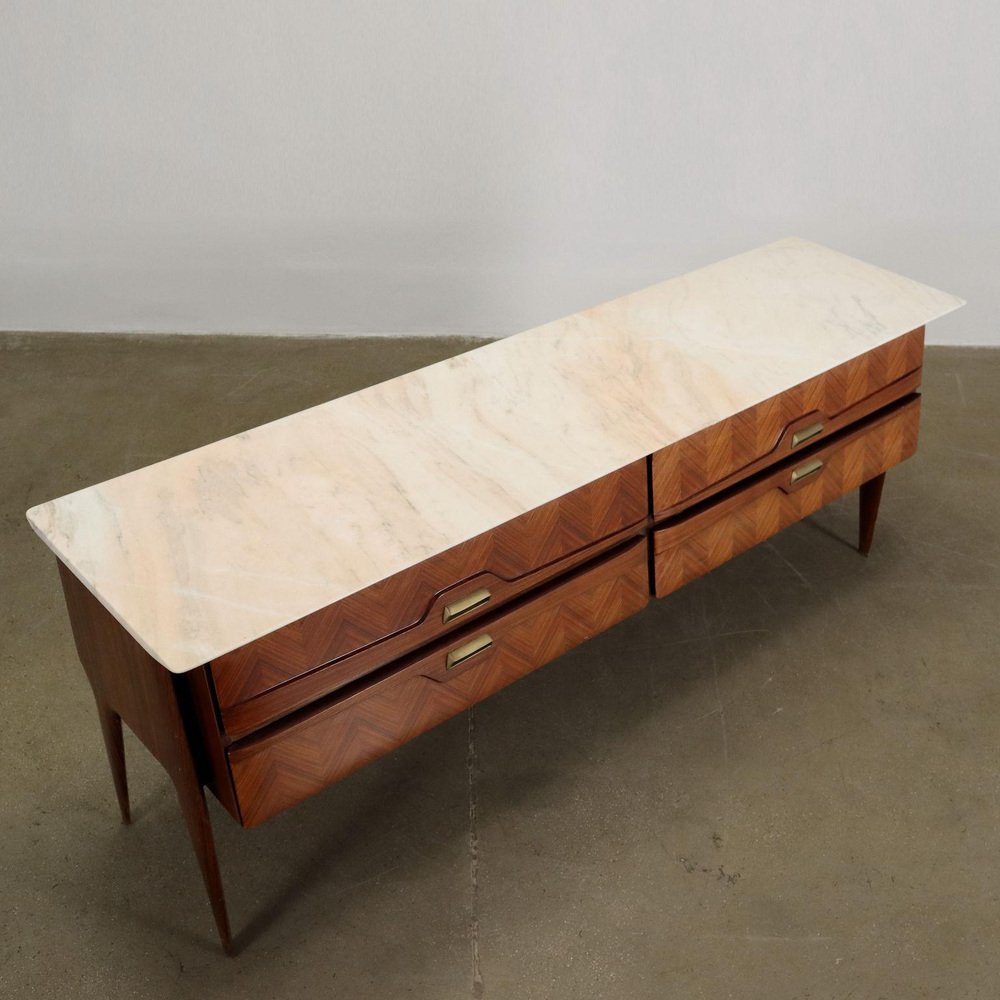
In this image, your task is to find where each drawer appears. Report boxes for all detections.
[228,538,650,826]
[653,395,920,598]
[650,327,924,518]
[211,460,647,738]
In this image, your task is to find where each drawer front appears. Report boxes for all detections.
[210,460,647,720]
[228,539,649,827]
[653,396,921,598]
[651,327,923,517]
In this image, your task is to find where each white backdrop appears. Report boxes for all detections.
[1,1,995,343]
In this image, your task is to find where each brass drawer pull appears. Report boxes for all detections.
[442,587,492,624]
[791,458,824,483]
[446,634,493,671]
[791,421,824,448]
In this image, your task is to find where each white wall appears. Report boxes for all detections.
[1,1,996,344]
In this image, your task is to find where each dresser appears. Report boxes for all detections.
[26,238,963,953]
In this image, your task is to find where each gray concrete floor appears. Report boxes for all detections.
[2,333,998,999]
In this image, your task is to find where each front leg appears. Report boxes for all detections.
[94,699,130,824]
[858,472,887,556]
[174,769,234,954]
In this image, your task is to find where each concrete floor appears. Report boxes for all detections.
[2,333,998,999]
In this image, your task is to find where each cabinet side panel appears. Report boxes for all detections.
[58,563,240,822]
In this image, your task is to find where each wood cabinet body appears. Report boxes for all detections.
[27,240,964,952]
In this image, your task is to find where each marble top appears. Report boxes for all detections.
[27,238,963,673]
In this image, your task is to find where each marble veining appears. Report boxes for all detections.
[26,238,964,672]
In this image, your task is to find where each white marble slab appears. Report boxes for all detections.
[27,238,963,673]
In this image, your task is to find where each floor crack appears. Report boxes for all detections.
[468,705,484,998]
[701,591,729,771]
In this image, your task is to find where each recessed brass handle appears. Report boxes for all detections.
[791,458,824,483]
[442,587,492,624]
[446,634,493,671]
[791,421,824,448]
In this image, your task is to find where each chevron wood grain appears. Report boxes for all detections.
[228,540,649,827]
[650,328,924,517]
[210,460,647,717]
[653,396,921,597]
[217,522,644,740]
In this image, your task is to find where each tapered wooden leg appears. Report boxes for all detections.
[60,562,237,954]
[95,700,130,824]
[174,773,234,955]
[858,472,886,556]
